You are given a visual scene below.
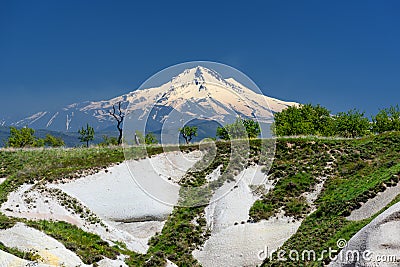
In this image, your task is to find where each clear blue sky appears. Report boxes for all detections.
[1,0,399,119]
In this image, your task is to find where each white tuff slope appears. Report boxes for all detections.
[0,151,201,258]
[193,166,301,267]
[329,202,400,267]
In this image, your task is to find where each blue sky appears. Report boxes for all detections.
[1,0,399,119]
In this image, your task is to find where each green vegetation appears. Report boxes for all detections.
[179,125,198,144]
[216,117,261,140]
[258,132,400,266]
[6,127,44,148]
[334,109,370,138]
[273,104,334,137]
[78,123,95,147]
[25,220,123,264]
[250,139,335,220]
[98,135,119,146]
[372,104,400,133]
[135,131,159,145]
[44,133,65,147]
[145,132,158,144]
[274,103,373,137]
[0,241,41,261]
[6,127,66,148]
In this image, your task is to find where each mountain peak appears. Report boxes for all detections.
[170,66,226,87]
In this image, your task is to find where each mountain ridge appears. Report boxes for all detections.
[7,66,298,133]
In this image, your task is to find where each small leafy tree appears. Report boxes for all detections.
[145,132,158,145]
[334,109,370,138]
[242,118,261,138]
[179,126,198,144]
[216,126,230,140]
[44,134,65,147]
[78,124,95,147]
[216,119,246,140]
[6,127,44,148]
[372,105,400,133]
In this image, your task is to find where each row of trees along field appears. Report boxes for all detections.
[273,104,400,138]
[4,124,159,148]
[4,104,399,148]
[178,117,261,144]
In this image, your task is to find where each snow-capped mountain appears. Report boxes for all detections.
[10,66,298,134]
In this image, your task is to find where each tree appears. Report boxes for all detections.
[273,104,334,136]
[98,135,118,146]
[372,105,400,133]
[216,126,230,140]
[334,109,370,138]
[44,134,65,147]
[216,118,261,140]
[145,132,158,145]
[6,127,43,148]
[78,124,95,147]
[216,118,246,140]
[179,126,198,144]
[242,118,261,138]
[109,101,125,145]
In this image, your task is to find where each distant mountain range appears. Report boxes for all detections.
[2,66,298,145]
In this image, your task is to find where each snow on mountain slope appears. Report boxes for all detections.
[11,66,298,132]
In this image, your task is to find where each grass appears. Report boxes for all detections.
[0,241,41,261]
[260,131,400,266]
[250,139,336,220]
[25,220,121,264]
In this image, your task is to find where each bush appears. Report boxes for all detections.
[98,135,118,146]
[44,134,65,147]
[145,132,158,145]
[6,127,44,148]
[217,118,261,140]
[273,104,334,136]
[274,104,373,138]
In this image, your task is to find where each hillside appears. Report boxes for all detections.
[0,133,399,266]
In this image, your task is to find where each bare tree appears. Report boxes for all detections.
[109,101,124,145]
